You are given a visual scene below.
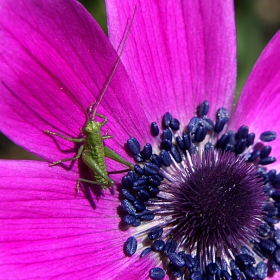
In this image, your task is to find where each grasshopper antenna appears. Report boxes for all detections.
[91,6,137,119]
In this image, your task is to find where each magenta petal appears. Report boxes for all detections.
[230,31,280,163]
[106,0,236,123]
[0,160,152,279]
[0,0,151,162]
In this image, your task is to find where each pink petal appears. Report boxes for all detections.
[229,31,280,165]
[0,0,152,163]
[106,0,237,125]
[0,160,157,279]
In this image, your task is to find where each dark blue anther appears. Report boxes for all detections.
[132,218,141,226]
[268,192,280,203]
[247,150,261,162]
[140,247,152,258]
[182,132,191,149]
[258,223,272,237]
[121,199,136,214]
[185,254,195,269]
[148,185,160,196]
[235,139,247,154]
[160,150,172,166]
[259,156,276,165]
[235,254,255,269]
[244,266,256,280]
[149,267,165,280]
[274,229,280,247]
[122,175,133,189]
[144,162,159,175]
[121,189,136,202]
[193,256,201,272]
[229,260,237,269]
[189,144,197,154]
[215,108,229,133]
[154,173,164,181]
[231,269,241,279]
[134,155,144,162]
[217,132,230,149]
[140,210,155,221]
[268,169,277,181]
[256,261,268,279]
[215,119,226,133]
[207,263,218,275]
[169,253,185,268]
[160,139,172,151]
[124,236,137,256]
[236,125,249,140]
[127,137,140,155]
[260,131,277,142]
[151,154,162,168]
[170,118,180,130]
[224,131,236,152]
[134,164,145,176]
[259,238,277,254]
[169,240,177,254]
[164,239,177,255]
[189,117,200,134]
[216,107,229,120]
[178,251,185,259]
[151,122,159,136]
[273,174,280,188]
[128,170,138,182]
[152,239,165,252]
[274,248,280,264]
[221,270,232,280]
[140,143,152,160]
[137,189,150,202]
[257,167,268,182]
[176,136,185,151]
[133,200,146,212]
[170,264,181,277]
[133,154,144,163]
[264,217,279,224]
[149,175,162,186]
[264,204,278,216]
[195,125,207,142]
[162,129,172,141]
[246,132,255,147]
[204,142,214,151]
[123,214,136,225]
[148,227,163,240]
[170,145,182,163]
[163,112,172,127]
[132,179,147,191]
[202,116,214,130]
[197,100,209,117]
[271,259,280,272]
[190,271,202,280]
[260,146,272,159]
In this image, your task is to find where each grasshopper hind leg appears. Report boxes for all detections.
[75,178,114,193]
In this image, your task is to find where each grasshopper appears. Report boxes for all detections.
[44,10,136,192]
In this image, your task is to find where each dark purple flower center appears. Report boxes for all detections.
[120,100,279,280]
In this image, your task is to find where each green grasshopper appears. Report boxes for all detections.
[44,10,136,193]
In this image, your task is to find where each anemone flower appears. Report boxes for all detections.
[1,0,280,279]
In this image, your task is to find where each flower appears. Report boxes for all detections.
[1,0,280,280]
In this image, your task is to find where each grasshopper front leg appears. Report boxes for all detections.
[50,145,84,166]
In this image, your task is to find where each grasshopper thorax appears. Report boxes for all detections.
[83,121,101,136]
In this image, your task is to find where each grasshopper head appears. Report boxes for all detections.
[83,121,101,135]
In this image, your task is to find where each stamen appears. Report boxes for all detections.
[120,100,279,279]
